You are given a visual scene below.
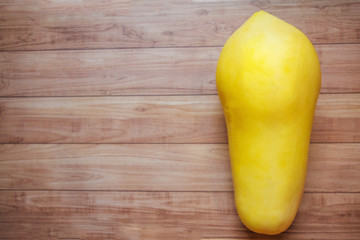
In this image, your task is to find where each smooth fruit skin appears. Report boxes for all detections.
[216,11,321,235]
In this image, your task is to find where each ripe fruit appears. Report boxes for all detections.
[216,11,321,234]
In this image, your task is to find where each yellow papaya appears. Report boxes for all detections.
[216,11,321,234]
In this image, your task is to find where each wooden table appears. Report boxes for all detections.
[0,1,359,239]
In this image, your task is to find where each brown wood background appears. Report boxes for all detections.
[0,1,359,239]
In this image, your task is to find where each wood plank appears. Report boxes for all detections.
[0,191,359,239]
[0,144,358,192]
[0,94,358,144]
[312,94,360,142]
[0,44,358,97]
[1,0,359,50]
[317,44,360,94]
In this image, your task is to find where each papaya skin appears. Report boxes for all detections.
[216,11,321,235]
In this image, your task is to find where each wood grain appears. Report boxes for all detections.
[0,191,359,240]
[1,44,359,97]
[1,0,360,50]
[0,94,358,144]
[0,143,358,192]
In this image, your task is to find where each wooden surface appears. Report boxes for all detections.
[1,44,359,96]
[0,144,359,192]
[0,94,359,144]
[0,1,359,239]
